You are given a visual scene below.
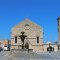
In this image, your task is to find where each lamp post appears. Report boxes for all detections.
[7,40,11,51]
[49,43,51,53]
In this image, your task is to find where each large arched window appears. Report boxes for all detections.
[24,24,29,27]
[24,24,30,30]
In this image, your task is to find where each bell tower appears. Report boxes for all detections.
[57,17,60,50]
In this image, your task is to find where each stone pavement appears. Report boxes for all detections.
[0,51,60,60]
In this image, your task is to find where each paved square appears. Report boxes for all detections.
[0,51,60,60]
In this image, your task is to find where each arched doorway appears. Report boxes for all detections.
[25,43,29,49]
[47,46,54,52]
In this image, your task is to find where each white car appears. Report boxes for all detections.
[4,46,8,51]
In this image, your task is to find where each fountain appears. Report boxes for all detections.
[19,31,27,49]
[19,32,33,53]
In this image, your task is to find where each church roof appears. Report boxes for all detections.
[12,18,43,31]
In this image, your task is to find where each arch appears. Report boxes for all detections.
[25,43,29,49]
[47,46,54,52]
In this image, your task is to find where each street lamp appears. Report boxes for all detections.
[49,43,51,53]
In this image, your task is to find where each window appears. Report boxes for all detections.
[24,24,29,27]
[24,24,30,30]
[15,36,17,43]
[37,36,39,43]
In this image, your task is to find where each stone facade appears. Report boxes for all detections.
[11,18,43,52]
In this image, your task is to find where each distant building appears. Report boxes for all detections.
[0,39,10,50]
[43,43,58,52]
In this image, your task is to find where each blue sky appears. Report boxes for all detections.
[0,0,60,43]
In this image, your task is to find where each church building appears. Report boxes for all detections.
[11,18,43,52]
